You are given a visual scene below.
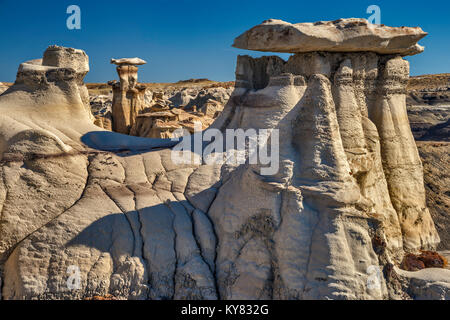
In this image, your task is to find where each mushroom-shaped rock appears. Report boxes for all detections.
[233,18,427,56]
[109,57,148,134]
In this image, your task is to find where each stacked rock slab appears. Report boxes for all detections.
[232,18,427,55]
[0,20,447,301]
[109,58,147,134]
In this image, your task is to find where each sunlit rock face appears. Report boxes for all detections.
[0,19,446,301]
[208,51,440,299]
[109,58,148,135]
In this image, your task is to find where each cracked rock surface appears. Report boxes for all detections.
[0,34,447,300]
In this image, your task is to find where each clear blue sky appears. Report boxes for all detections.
[0,0,449,83]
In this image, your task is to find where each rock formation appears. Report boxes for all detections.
[405,74,450,251]
[90,82,232,138]
[0,20,448,300]
[130,108,214,139]
[407,74,450,140]
[417,142,450,251]
[91,95,113,131]
[109,58,148,134]
[88,76,450,249]
[89,73,450,250]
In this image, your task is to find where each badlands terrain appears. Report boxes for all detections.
[0,18,449,300]
[406,74,450,252]
[10,74,448,255]
[85,72,450,255]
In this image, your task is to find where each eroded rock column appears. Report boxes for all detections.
[371,57,440,250]
[109,58,147,134]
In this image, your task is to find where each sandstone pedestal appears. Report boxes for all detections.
[0,20,446,300]
[109,58,147,134]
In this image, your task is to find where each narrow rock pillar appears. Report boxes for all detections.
[109,58,147,134]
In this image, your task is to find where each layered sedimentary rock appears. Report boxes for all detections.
[90,85,230,138]
[407,74,450,140]
[417,141,450,250]
[109,58,148,134]
[130,108,214,139]
[88,74,449,249]
[0,20,447,300]
[207,51,442,299]
[91,95,113,131]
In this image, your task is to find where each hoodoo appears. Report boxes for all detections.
[0,20,448,300]
[109,57,148,134]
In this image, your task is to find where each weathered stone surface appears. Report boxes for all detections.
[88,72,449,252]
[407,74,450,140]
[91,82,234,139]
[44,45,90,73]
[0,19,447,300]
[233,18,427,56]
[0,46,180,300]
[109,60,147,134]
[395,267,450,299]
[405,74,450,251]
[91,95,113,130]
[111,58,147,66]
[417,142,450,250]
[89,84,232,138]
[130,108,215,139]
